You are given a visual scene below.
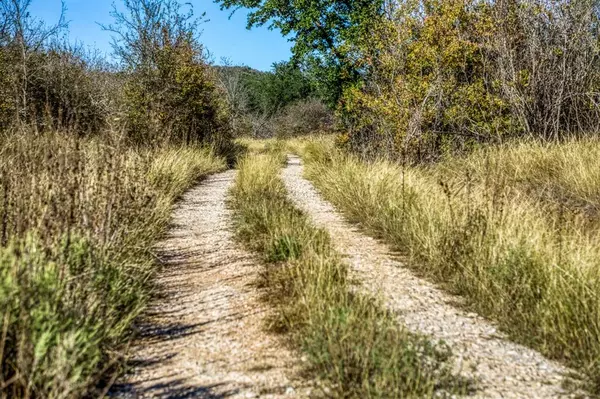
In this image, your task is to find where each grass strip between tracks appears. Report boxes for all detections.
[230,147,468,398]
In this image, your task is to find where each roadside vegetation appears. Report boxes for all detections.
[291,136,600,393]
[0,133,224,397]
[0,0,229,396]
[217,60,334,138]
[3,0,600,395]
[229,146,469,398]
[220,0,600,392]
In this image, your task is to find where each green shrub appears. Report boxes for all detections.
[0,234,141,398]
[339,0,600,161]
[106,0,232,150]
[123,40,231,148]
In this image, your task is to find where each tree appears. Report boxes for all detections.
[103,0,201,71]
[337,0,600,160]
[244,61,314,115]
[217,58,252,132]
[216,60,319,137]
[102,0,231,147]
[0,0,66,125]
[216,0,384,104]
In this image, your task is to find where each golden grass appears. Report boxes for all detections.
[295,137,600,393]
[432,139,600,229]
[0,130,225,397]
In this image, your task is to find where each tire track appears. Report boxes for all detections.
[282,155,584,399]
[113,170,307,398]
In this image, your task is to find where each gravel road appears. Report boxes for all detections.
[113,170,307,398]
[282,155,585,399]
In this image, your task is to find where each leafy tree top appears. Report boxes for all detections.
[216,0,384,104]
[219,0,381,59]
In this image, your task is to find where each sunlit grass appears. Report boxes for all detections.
[298,137,600,393]
[0,130,225,397]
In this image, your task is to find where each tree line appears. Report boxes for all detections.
[217,60,333,137]
[219,0,600,161]
[0,0,336,147]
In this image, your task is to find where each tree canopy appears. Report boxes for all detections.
[216,0,384,104]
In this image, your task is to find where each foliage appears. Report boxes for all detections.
[22,46,113,134]
[218,61,316,117]
[0,46,13,129]
[275,98,333,137]
[217,60,323,137]
[122,39,230,147]
[216,63,255,134]
[0,0,113,134]
[245,61,315,116]
[216,0,384,105]
[104,0,231,149]
[339,0,600,161]
[339,0,512,160]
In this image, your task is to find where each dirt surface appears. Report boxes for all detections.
[113,170,308,399]
[282,155,585,399]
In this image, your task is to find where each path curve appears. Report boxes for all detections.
[114,170,307,398]
[282,155,584,399]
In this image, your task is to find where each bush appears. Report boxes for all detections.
[0,1,114,135]
[341,0,600,161]
[123,39,231,148]
[107,0,232,150]
[275,98,333,138]
[23,47,111,134]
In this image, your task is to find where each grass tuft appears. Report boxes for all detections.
[0,130,225,397]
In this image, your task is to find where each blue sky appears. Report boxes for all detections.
[29,0,293,71]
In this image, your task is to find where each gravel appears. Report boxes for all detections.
[282,155,586,399]
[113,170,308,398]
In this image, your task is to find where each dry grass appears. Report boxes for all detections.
[230,149,468,398]
[294,136,600,394]
[433,139,600,229]
[0,129,225,397]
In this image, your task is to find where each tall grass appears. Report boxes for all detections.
[433,139,600,230]
[230,150,468,398]
[0,130,225,397]
[297,137,600,393]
